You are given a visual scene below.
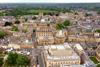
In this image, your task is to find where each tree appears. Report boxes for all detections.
[0,58,3,67]
[6,52,18,65]
[0,30,7,39]
[16,54,30,66]
[97,64,100,67]
[97,11,100,14]
[56,23,64,30]
[0,12,4,16]
[6,52,30,66]
[11,26,19,32]
[63,20,70,27]
[56,20,71,30]
[95,29,100,33]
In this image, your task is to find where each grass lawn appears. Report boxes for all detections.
[90,56,99,64]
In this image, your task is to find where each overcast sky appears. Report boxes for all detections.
[0,0,100,3]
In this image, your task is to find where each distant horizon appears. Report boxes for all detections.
[0,3,100,10]
[0,2,100,4]
[0,3,100,4]
[0,0,100,3]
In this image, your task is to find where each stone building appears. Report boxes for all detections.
[54,30,66,44]
[36,23,54,45]
[40,43,81,67]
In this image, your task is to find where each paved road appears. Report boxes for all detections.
[30,48,43,67]
[38,52,45,67]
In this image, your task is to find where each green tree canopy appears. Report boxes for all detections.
[0,12,4,16]
[0,30,7,39]
[0,58,3,66]
[16,54,30,66]
[6,52,30,66]
[63,20,71,27]
[97,64,100,67]
[6,52,18,65]
[56,20,71,30]
[11,26,19,32]
[56,23,65,30]
[97,11,100,14]
[95,29,100,33]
